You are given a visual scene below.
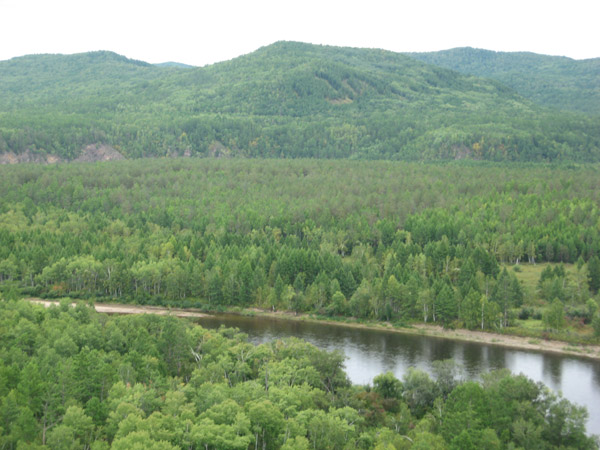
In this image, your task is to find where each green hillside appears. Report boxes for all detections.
[1,42,599,161]
[154,61,195,68]
[409,47,600,116]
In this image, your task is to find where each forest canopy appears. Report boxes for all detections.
[1,42,599,162]
[1,159,599,337]
[0,298,596,449]
[2,41,600,450]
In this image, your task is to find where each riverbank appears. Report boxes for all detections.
[28,299,210,319]
[27,299,600,360]
[238,308,600,360]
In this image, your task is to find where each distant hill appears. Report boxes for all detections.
[0,42,599,162]
[409,47,600,116]
[154,61,195,69]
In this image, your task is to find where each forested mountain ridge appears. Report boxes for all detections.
[1,41,599,161]
[409,47,600,115]
[154,61,195,68]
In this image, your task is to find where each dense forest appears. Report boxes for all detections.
[1,42,599,161]
[409,47,600,116]
[1,160,599,340]
[2,41,600,449]
[0,298,596,449]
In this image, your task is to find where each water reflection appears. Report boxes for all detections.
[542,356,563,385]
[194,314,600,435]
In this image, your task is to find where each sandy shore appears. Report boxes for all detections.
[409,323,600,359]
[28,299,209,318]
[27,299,600,360]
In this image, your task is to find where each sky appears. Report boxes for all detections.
[1,0,598,65]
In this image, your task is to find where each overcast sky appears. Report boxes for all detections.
[1,0,598,65]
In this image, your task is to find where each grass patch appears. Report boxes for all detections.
[504,262,576,294]
[516,319,545,331]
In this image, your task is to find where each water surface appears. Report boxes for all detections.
[194,314,600,435]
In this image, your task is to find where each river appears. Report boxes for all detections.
[194,313,600,435]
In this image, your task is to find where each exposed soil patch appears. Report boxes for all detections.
[0,144,124,164]
[208,140,231,158]
[74,144,125,162]
[0,150,60,165]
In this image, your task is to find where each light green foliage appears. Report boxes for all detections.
[60,406,94,448]
[328,291,348,316]
[593,313,600,337]
[0,153,600,448]
[297,408,355,450]
[586,299,599,322]
[0,300,597,448]
[543,298,566,330]
[373,372,403,400]
[111,431,178,450]
[461,289,482,329]
[1,160,599,340]
[410,431,447,449]
[493,267,523,327]
[46,424,78,450]
[247,399,285,450]
[281,435,310,450]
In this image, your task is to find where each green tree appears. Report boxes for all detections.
[410,431,447,450]
[432,359,460,399]
[588,256,600,294]
[373,372,403,400]
[492,268,521,327]
[543,298,565,330]
[112,430,178,450]
[461,289,481,329]
[436,283,457,326]
[586,298,598,323]
[593,313,600,337]
[327,291,347,316]
[247,399,284,450]
[402,368,437,418]
[299,409,354,450]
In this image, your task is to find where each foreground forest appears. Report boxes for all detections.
[1,160,599,343]
[0,298,596,449]
[1,42,599,162]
